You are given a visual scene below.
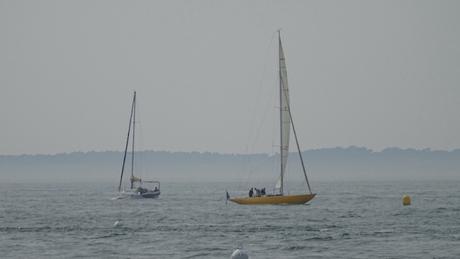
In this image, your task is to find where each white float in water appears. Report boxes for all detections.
[231,248,249,259]
[113,220,121,227]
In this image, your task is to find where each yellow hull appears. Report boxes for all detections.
[230,193,316,205]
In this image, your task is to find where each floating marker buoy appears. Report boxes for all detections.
[402,195,411,206]
[231,248,249,259]
[113,220,121,227]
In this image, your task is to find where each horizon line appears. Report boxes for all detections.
[2,145,460,157]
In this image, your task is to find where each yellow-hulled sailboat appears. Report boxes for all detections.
[230,31,316,205]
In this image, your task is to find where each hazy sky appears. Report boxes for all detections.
[1,0,459,155]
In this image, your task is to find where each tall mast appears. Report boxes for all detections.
[278,30,284,195]
[118,91,135,192]
[130,91,136,189]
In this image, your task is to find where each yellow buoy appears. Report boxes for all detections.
[402,195,411,206]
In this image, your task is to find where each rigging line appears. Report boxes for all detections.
[131,91,136,189]
[136,104,146,179]
[243,101,278,192]
[285,94,312,194]
[118,92,135,192]
[270,64,279,193]
[246,31,278,153]
[241,32,278,191]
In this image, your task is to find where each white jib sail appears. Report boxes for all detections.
[277,36,291,193]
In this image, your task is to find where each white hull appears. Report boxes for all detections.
[119,189,160,199]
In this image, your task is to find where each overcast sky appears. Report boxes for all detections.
[1,0,459,155]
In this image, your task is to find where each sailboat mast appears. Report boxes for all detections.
[278,30,284,195]
[130,91,136,189]
[118,91,136,192]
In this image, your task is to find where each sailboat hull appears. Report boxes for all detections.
[230,193,316,205]
[120,189,160,199]
[141,190,160,198]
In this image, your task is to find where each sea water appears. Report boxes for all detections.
[1,181,459,258]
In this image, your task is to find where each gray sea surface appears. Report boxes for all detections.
[1,180,460,258]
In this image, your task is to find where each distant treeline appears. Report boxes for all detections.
[1,147,459,182]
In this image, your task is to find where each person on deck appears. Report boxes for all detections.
[249,188,253,197]
[261,188,266,196]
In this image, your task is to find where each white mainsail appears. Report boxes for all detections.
[278,34,291,194]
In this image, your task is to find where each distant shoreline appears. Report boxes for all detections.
[2,146,459,157]
[1,146,459,182]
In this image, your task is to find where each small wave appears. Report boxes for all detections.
[184,252,211,259]
[1,226,64,233]
[375,229,394,233]
[284,245,307,251]
[369,229,395,237]
[92,232,127,239]
[338,212,362,218]
[0,225,107,233]
[303,235,334,241]
[340,232,351,239]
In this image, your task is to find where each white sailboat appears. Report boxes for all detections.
[230,31,316,205]
[118,91,160,198]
